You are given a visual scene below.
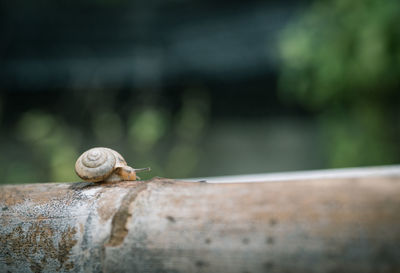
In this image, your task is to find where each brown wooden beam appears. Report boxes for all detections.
[1,171,400,272]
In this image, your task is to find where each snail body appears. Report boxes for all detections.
[75,147,150,182]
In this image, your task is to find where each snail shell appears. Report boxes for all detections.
[75,147,150,182]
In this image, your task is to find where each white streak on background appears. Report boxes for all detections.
[185,165,400,183]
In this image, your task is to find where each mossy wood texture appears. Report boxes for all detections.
[1,175,400,273]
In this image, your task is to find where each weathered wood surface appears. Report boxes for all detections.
[1,173,400,273]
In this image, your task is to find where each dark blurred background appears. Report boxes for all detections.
[0,0,399,184]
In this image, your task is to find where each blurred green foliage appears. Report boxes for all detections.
[279,0,400,167]
[0,89,210,184]
[2,0,399,184]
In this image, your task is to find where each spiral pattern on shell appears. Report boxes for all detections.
[75,147,117,182]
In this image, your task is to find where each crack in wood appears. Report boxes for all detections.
[105,182,149,247]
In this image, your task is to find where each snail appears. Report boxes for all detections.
[75,147,150,182]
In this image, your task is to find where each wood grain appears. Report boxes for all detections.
[1,175,400,273]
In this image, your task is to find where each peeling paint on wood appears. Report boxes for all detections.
[1,175,400,273]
